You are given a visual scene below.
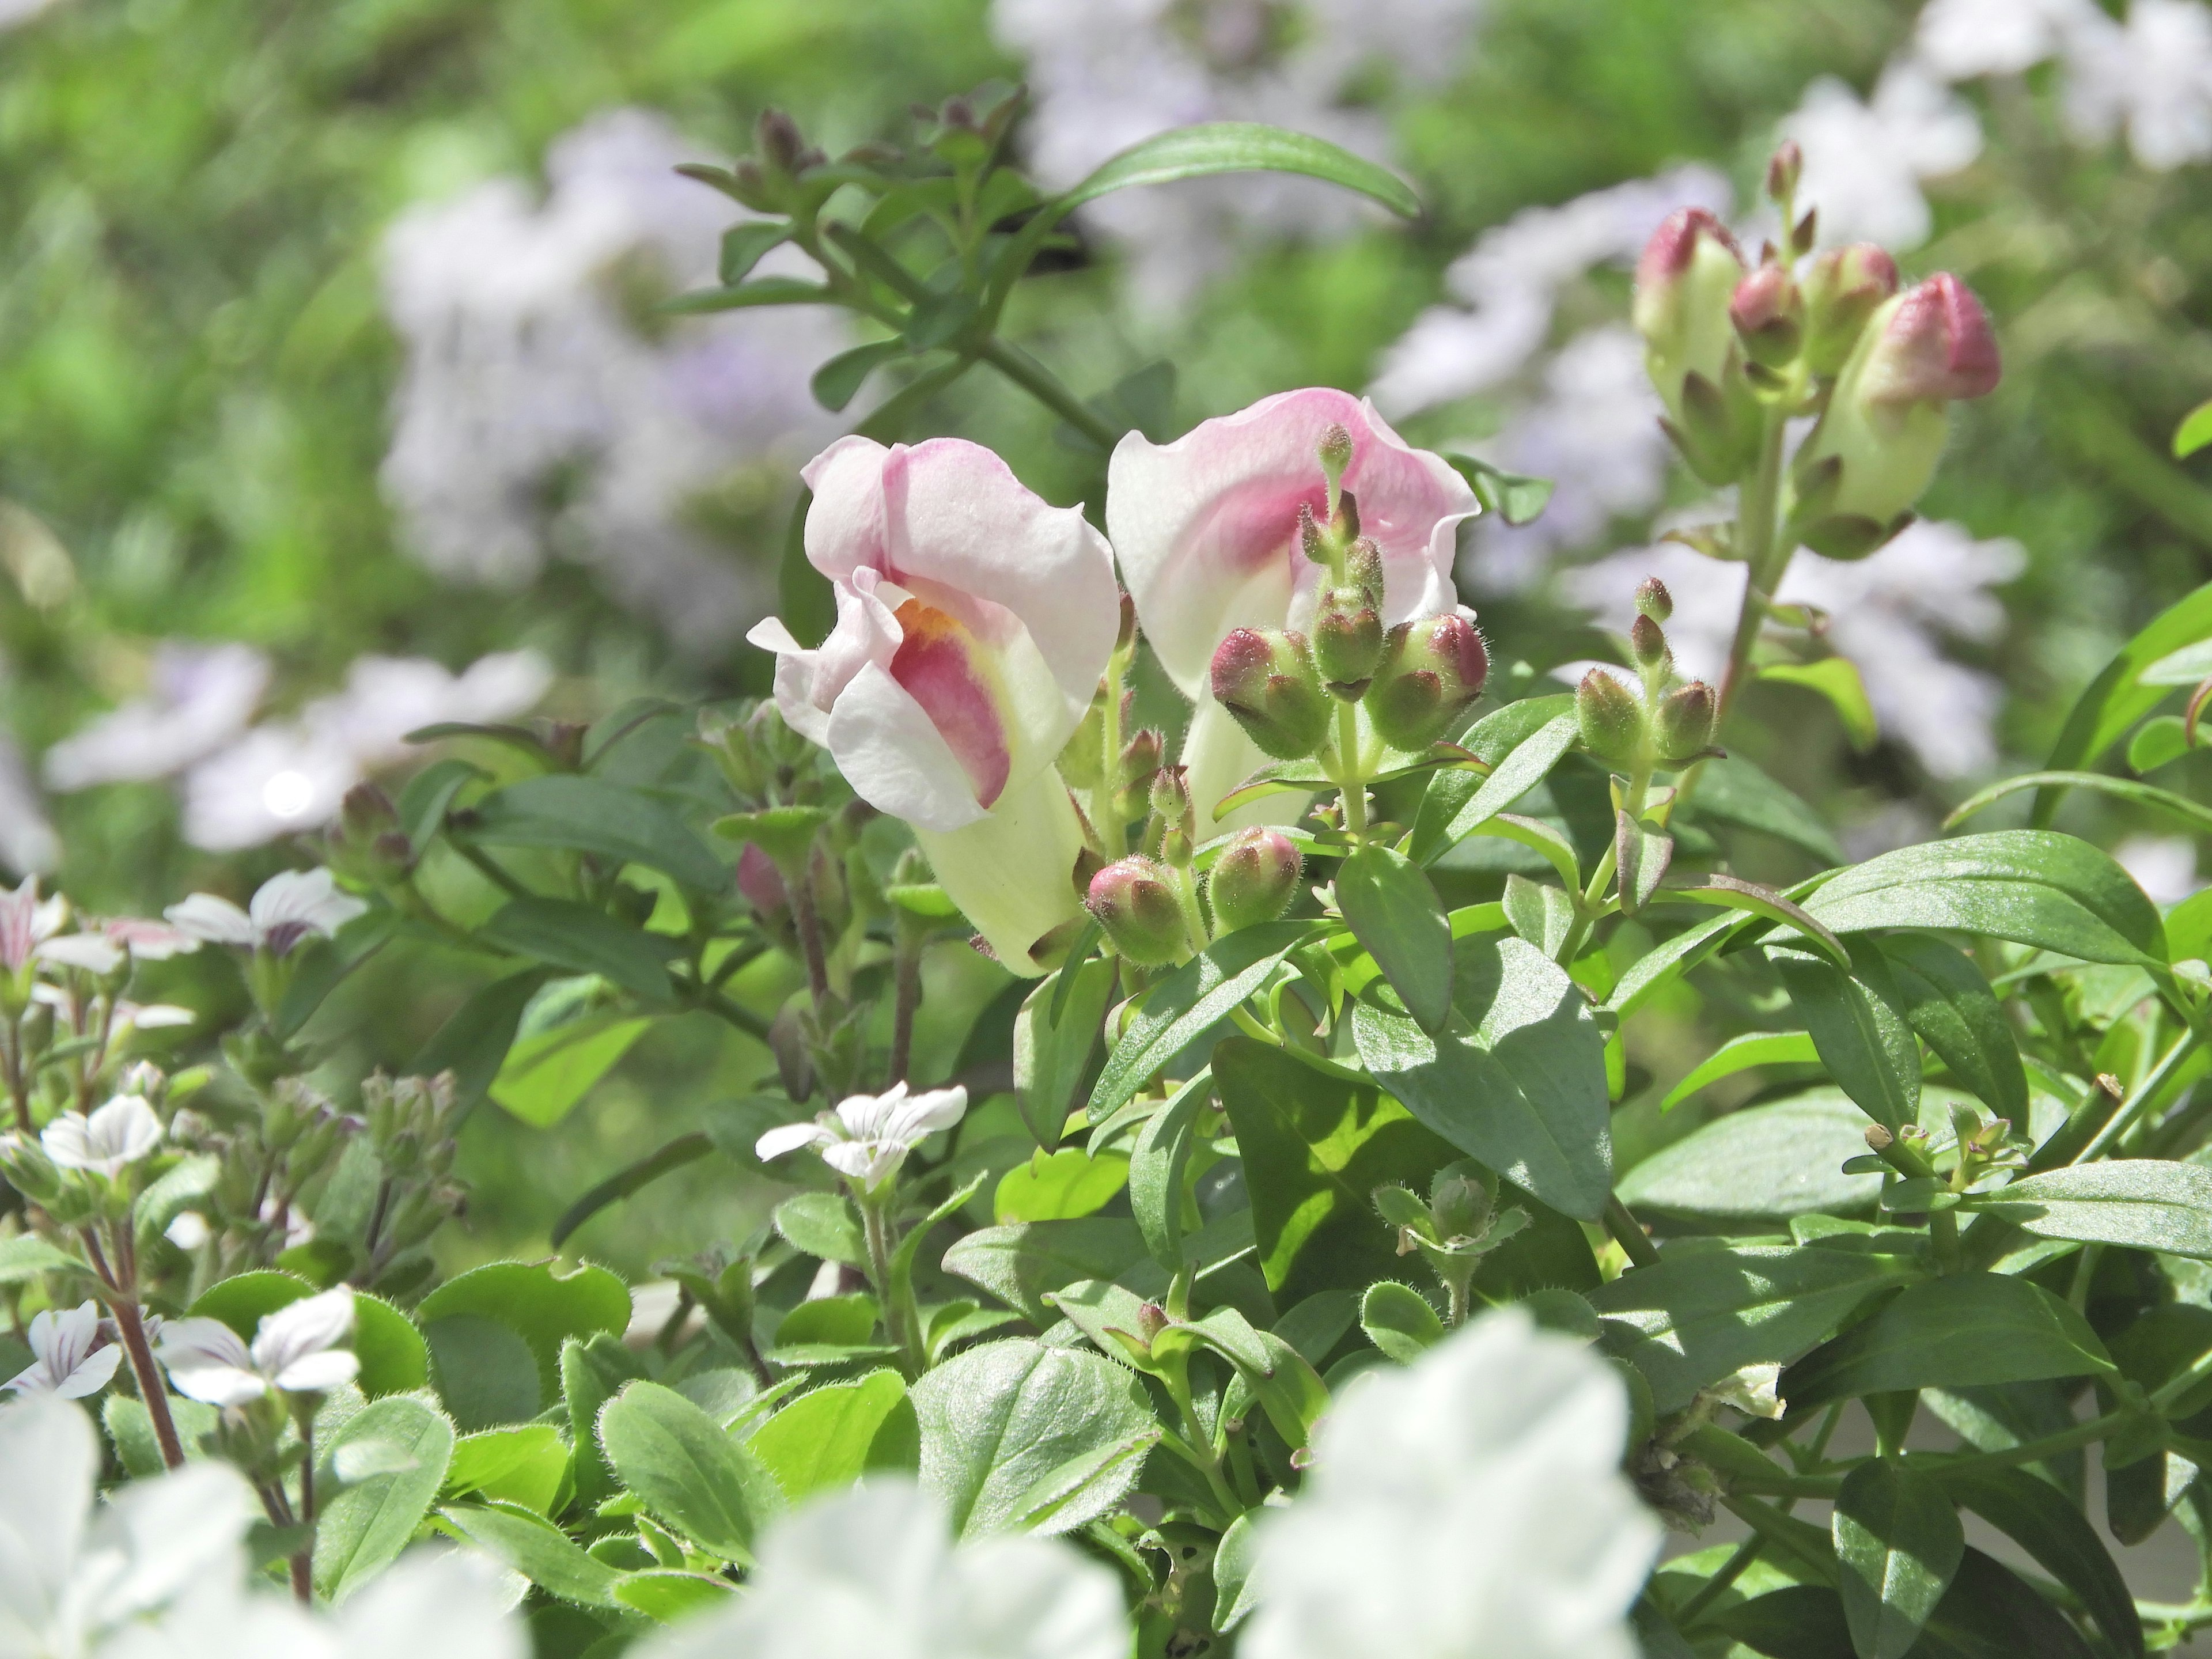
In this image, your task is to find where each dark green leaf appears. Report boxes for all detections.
[397,757,485,854]
[1016,957,1115,1147]
[408,969,554,1114]
[1500,873,1576,958]
[1833,1460,1963,1659]
[1607,908,1752,1020]
[425,1315,543,1431]
[1412,713,1580,866]
[469,775,726,891]
[1930,1464,2140,1658]
[1660,1031,1821,1112]
[1916,1548,2098,1659]
[313,1395,454,1601]
[1059,120,1420,217]
[666,276,832,313]
[418,1259,632,1404]
[1715,1586,1856,1659]
[560,1334,641,1512]
[599,1380,782,1561]
[549,1132,711,1249]
[1619,1091,1883,1224]
[1774,945,1921,1133]
[1780,1275,2115,1409]
[810,339,906,412]
[478,898,676,1006]
[1688,756,1845,865]
[941,1217,1150,1325]
[1877,936,2028,1122]
[1336,843,1453,1033]
[1967,1160,2212,1257]
[1130,1070,1210,1271]
[719,221,790,286]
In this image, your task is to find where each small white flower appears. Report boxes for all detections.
[32,933,124,978]
[41,641,270,792]
[3,1302,122,1399]
[41,1094,164,1177]
[636,1479,1126,1659]
[0,875,66,974]
[157,1287,359,1408]
[1914,0,2100,81]
[755,1083,969,1189]
[1244,1308,1660,1659]
[96,916,203,962]
[2062,0,2212,171]
[166,868,367,957]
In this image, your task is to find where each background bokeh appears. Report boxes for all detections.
[7,0,2212,1274]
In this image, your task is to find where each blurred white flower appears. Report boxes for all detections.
[31,934,123,977]
[1565,520,2025,778]
[1244,1307,1659,1659]
[1370,165,1731,415]
[636,1480,1126,1659]
[41,1095,164,1178]
[2116,835,2205,906]
[0,876,66,974]
[3,1303,121,1400]
[996,0,1482,308]
[1914,0,2103,80]
[156,1287,358,1408]
[0,1393,255,1659]
[1782,60,1982,248]
[756,1082,970,1190]
[43,643,268,793]
[0,736,58,878]
[2062,0,2212,170]
[165,1210,212,1251]
[380,109,849,650]
[166,868,366,957]
[180,651,548,851]
[89,917,199,963]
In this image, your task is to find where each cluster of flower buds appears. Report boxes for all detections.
[1372,1162,1530,1320]
[1085,824,1303,967]
[325,782,416,888]
[699,699,831,812]
[1575,580,1719,773]
[1631,143,2000,558]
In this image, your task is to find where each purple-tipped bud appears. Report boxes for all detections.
[1576,669,1646,768]
[1729,264,1802,368]
[1116,590,1138,654]
[1633,209,1747,425]
[1211,628,1332,761]
[1086,856,1187,965]
[1298,502,1330,567]
[1628,613,1671,672]
[1118,728,1165,789]
[341,782,400,839]
[1765,141,1803,206]
[1653,681,1717,763]
[1208,827,1302,933]
[738,843,789,916]
[1855,275,2001,407]
[756,109,806,173]
[1368,611,1489,751]
[1318,423,1354,494]
[1635,577,1673,623]
[1801,244,1899,374]
[1313,584,1384,695]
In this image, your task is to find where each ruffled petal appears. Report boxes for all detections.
[823,661,997,832]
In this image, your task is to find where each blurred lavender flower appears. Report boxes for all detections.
[1914,0,2103,80]
[1780,61,1982,249]
[156,1287,358,1407]
[1565,520,2025,778]
[41,643,268,792]
[0,736,57,877]
[41,1094,164,1177]
[380,109,849,649]
[996,0,1481,308]
[180,650,548,850]
[167,868,366,956]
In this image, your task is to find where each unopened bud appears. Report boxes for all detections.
[1297,502,1330,567]
[1318,423,1354,498]
[1576,669,1646,768]
[1085,857,1187,966]
[1149,767,1196,868]
[1116,591,1138,654]
[1628,613,1671,672]
[340,783,400,840]
[756,109,806,173]
[1800,244,1899,375]
[0,1132,62,1205]
[1765,141,1802,205]
[1112,728,1167,823]
[1853,274,2001,407]
[1210,629,1331,761]
[1653,681,1717,763]
[1634,577,1672,623]
[1368,612,1488,751]
[1207,827,1302,933]
[737,843,789,916]
[1137,1300,1171,1342]
[1633,208,1746,426]
[1728,264,1802,368]
[1431,1172,1492,1240]
[1313,584,1384,695]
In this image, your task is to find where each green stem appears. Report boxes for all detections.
[860,1196,926,1379]
[1677,1536,1766,1626]
[2077,1025,2202,1161]
[1161,1363,1243,1523]
[976,338,1121,452]
[1604,1195,1661,1270]
[450,840,531,901]
[1332,701,1368,839]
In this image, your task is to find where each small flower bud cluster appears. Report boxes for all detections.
[1574,579,1718,773]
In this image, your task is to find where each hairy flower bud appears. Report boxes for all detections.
[1149,767,1197,868]
[1318,423,1354,498]
[1653,681,1718,763]
[1800,244,1899,376]
[1854,274,2001,407]
[1112,728,1168,824]
[1576,669,1646,768]
[1728,265,1802,368]
[1208,827,1302,933]
[1633,209,1746,426]
[1313,584,1384,696]
[1085,857,1187,965]
[737,843,789,916]
[1211,628,1331,761]
[1628,613,1672,673]
[1765,140,1802,206]
[1344,537,1385,603]
[1635,577,1673,623]
[1367,612,1488,752]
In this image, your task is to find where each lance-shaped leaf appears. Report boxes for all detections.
[1660,1030,1821,1113]
[1833,1460,1964,1659]
[2034,577,2212,824]
[1016,956,1116,1147]
[1412,713,1581,866]
[1652,873,1849,968]
[1335,843,1453,1033]
[1773,944,1921,1134]
[1876,934,2027,1123]
[1964,1160,2212,1259]
[1930,1463,2142,1659]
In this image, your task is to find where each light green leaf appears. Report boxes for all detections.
[1442,452,1553,525]
[1015,957,1116,1148]
[810,340,905,413]
[491,1013,653,1127]
[1361,1281,1443,1363]
[1661,1031,1821,1112]
[1967,1160,2212,1258]
[1946,770,2212,839]
[994,1149,1129,1224]
[1060,121,1419,217]
[1834,1460,1963,1659]
[1130,1070,1211,1271]
[1688,756,1845,865]
[442,1500,623,1607]
[612,1571,737,1622]
[599,1380,781,1562]
[2036,578,2212,824]
[0,1234,87,1283]
[1759,657,1878,749]
[1500,873,1577,959]
[1413,712,1581,866]
[1619,1091,1884,1224]
[774,1191,866,1267]
[418,1259,631,1404]
[1336,843,1453,1033]
[2177,398,2212,459]
[747,1369,918,1501]
[940,1218,1149,1326]
[313,1394,454,1603]
[441,1425,569,1514]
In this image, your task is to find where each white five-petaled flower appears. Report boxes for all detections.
[40,1095,164,1178]
[2,1302,122,1399]
[165,869,367,959]
[1243,1307,1661,1659]
[755,1083,969,1190]
[156,1287,359,1407]
[0,876,66,975]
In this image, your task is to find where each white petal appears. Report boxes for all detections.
[33,934,124,976]
[92,1461,256,1622]
[822,660,993,832]
[85,1094,164,1169]
[273,1350,360,1395]
[251,1286,355,1376]
[820,1140,906,1187]
[832,1085,903,1141]
[336,1550,527,1659]
[0,1393,99,1611]
[162,893,257,949]
[248,868,367,941]
[39,1112,97,1171]
[754,1120,835,1163]
[156,1317,261,1404]
[911,767,1089,976]
[1180,693,1311,842]
[167,1363,270,1408]
[889,1085,968,1145]
[55,1345,123,1401]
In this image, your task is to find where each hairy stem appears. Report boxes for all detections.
[103,1278,184,1469]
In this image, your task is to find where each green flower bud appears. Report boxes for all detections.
[1628,614,1671,673]
[1313,584,1384,696]
[1207,827,1302,933]
[1576,669,1647,768]
[1633,208,1745,429]
[1634,577,1673,623]
[1112,728,1166,823]
[1210,628,1331,760]
[1344,537,1385,603]
[1800,243,1899,376]
[1368,612,1489,751]
[1653,680,1718,763]
[1085,856,1187,966]
[1149,767,1196,869]
[0,1132,63,1206]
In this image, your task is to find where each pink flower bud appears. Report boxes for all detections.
[1149,766,1197,868]
[1633,209,1746,425]
[1854,274,2001,407]
[1634,577,1673,623]
[1210,628,1331,761]
[1085,856,1188,965]
[1368,611,1489,751]
[1628,613,1671,672]
[1765,141,1802,205]
[1800,244,1899,375]
[1728,265,1802,367]
[1207,827,1302,933]
[737,843,789,916]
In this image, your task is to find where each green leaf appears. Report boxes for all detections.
[599,1380,781,1562]
[747,1369,918,1501]
[133,1154,219,1249]
[1661,1031,1821,1112]
[1213,1509,1262,1634]
[774,1191,866,1267]
[1917,1548,2099,1659]
[1412,713,1581,866]
[1336,843,1453,1033]
[1833,1460,1963,1659]
[1592,1245,1922,1415]
[1687,756,1845,865]
[271,914,396,1040]
[1931,1464,2141,1658]
[1130,1070,1211,1271]
[1059,121,1420,217]
[718,221,790,285]
[1361,1281,1443,1362]
[1656,874,1850,969]
[1088,920,1313,1123]
[1015,956,1116,1147]
[0,1233,86,1283]
[185,1273,427,1397]
[2179,399,2212,459]
[1780,1275,2116,1409]
[1947,769,2212,839]
[1351,935,1612,1221]
[1714,1586,1855,1658]
[1619,1091,1884,1224]
[1441,452,1553,525]
[1967,1160,2212,1257]
[1790,831,2167,968]
[550,1132,713,1249]
[313,1394,454,1602]
[2036,578,2212,824]
[478,899,676,1006]
[408,968,552,1113]
[1407,695,1575,861]
[941,1217,1149,1325]
[1615,813,1673,915]
[419,1259,632,1404]
[994,1149,1129,1223]
[442,1501,623,1607]
[1877,935,2028,1123]
[425,1315,543,1431]
[1215,1038,1452,1302]
[810,339,906,412]
[2144,638,2212,685]
[1459,812,1583,890]
[1607,909,1752,1020]
[560,1334,641,1512]
[397,757,484,853]
[1499,873,1577,959]
[469,775,726,891]
[1774,945,1921,1133]
[491,1012,654,1127]
[666,275,832,313]
[441,1425,569,1513]
[2130,714,2195,774]
[1759,657,1879,750]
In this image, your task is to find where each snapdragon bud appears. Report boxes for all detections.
[1576,669,1647,768]
[1800,244,1899,375]
[1729,264,1802,368]
[1765,141,1802,207]
[1313,584,1384,696]
[1149,767,1197,868]
[1211,628,1331,760]
[1208,827,1302,933]
[1628,614,1672,677]
[1653,681,1718,763]
[0,1132,62,1205]
[1344,536,1384,602]
[1318,423,1354,506]
[737,843,789,917]
[1085,857,1187,965]
[1113,728,1167,823]
[1635,578,1672,623]
[1633,208,1746,428]
[1367,612,1488,751]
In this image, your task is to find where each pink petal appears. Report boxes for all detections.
[824,662,998,832]
[887,600,1013,810]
